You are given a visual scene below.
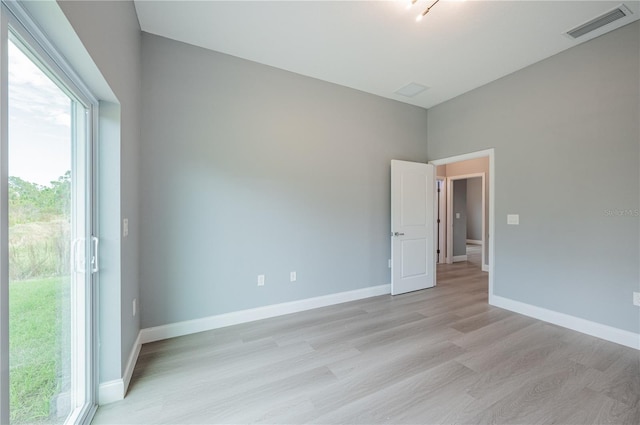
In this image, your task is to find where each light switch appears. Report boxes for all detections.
[123,218,129,237]
[507,214,519,225]
[456,212,461,219]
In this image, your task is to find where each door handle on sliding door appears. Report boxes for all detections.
[91,236,99,273]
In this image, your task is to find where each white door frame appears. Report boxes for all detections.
[436,177,446,264]
[446,173,485,267]
[429,148,495,303]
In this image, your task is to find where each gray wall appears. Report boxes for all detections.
[140,34,429,328]
[452,180,467,257]
[427,22,640,333]
[466,177,482,241]
[57,0,142,380]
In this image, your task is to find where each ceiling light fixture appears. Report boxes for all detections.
[407,0,418,10]
[416,0,441,22]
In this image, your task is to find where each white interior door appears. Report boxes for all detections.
[391,160,436,295]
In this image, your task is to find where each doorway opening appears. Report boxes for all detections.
[430,149,494,301]
[446,173,486,269]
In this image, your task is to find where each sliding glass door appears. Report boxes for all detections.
[1,5,97,424]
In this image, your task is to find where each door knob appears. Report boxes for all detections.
[394,232,405,236]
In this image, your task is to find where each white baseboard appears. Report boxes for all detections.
[98,331,142,405]
[452,255,467,262]
[98,379,124,405]
[466,239,482,245]
[123,332,142,394]
[140,284,391,344]
[491,295,640,350]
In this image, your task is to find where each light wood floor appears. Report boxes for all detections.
[93,259,639,424]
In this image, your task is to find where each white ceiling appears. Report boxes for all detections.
[134,0,640,109]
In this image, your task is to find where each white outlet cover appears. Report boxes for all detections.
[290,271,297,282]
[507,214,520,225]
[258,275,265,286]
[633,292,640,307]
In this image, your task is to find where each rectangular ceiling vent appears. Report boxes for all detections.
[566,5,631,39]
[395,82,429,98]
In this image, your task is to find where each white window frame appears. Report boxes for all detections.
[0,2,99,424]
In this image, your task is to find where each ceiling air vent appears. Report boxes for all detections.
[395,82,429,98]
[566,5,631,39]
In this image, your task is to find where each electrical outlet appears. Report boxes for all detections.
[132,298,137,316]
[258,275,265,286]
[633,292,640,307]
[388,259,392,268]
[123,218,129,237]
[290,271,297,282]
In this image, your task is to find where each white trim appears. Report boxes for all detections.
[140,284,391,344]
[436,177,446,264]
[97,332,142,405]
[452,255,468,262]
[123,332,141,395]
[0,9,9,424]
[466,239,482,245]
[430,149,494,165]
[482,264,489,272]
[97,380,124,405]
[446,178,453,264]
[491,295,640,350]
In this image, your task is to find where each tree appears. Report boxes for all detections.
[8,172,70,224]
[41,171,71,218]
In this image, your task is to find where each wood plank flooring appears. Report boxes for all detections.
[93,260,640,424]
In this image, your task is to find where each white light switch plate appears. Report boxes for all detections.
[507,214,519,225]
[123,218,129,237]
[633,292,640,307]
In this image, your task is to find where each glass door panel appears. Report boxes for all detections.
[7,34,91,425]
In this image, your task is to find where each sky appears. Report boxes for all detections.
[8,39,71,187]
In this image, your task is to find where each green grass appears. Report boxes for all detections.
[10,276,66,424]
